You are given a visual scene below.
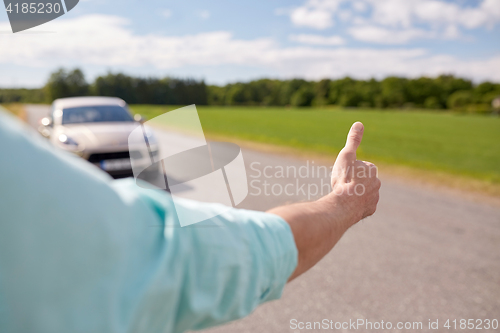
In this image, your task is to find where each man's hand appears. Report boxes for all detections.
[326,122,381,225]
[268,122,381,281]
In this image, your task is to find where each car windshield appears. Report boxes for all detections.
[61,105,134,124]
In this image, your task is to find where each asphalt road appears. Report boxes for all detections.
[23,105,500,332]
[24,103,50,129]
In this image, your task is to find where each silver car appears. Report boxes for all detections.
[39,96,159,179]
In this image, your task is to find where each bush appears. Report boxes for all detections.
[291,87,315,107]
[465,103,492,114]
[447,90,473,110]
[339,89,363,107]
[0,89,45,103]
[225,84,248,105]
[482,91,500,105]
[424,96,442,109]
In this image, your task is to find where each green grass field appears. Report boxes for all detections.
[130,105,500,185]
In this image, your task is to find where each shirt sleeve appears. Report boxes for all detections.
[122,185,299,333]
[0,109,298,333]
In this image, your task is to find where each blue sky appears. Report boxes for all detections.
[0,0,499,87]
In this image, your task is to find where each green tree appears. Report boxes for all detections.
[312,79,331,106]
[406,77,441,107]
[379,77,408,108]
[291,86,315,107]
[207,85,226,105]
[435,75,473,106]
[424,96,442,109]
[355,79,380,107]
[328,77,356,105]
[44,68,89,101]
[91,73,136,103]
[447,90,473,110]
[41,68,497,110]
[338,87,363,107]
[482,91,500,105]
[225,83,249,105]
[279,79,308,105]
[473,82,500,105]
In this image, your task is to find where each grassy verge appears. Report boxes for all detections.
[0,103,27,121]
[131,105,500,197]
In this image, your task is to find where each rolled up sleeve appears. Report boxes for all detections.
[170,200,297,331]
[118,183,298,333]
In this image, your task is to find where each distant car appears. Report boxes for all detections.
[39,96,159,179]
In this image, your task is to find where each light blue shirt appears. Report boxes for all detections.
[0,110,298,333]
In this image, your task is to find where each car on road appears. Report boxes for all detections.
[39,96,160,179]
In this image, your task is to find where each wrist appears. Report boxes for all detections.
[317,192,359,231]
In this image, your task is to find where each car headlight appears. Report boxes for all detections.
[59,134,79,146]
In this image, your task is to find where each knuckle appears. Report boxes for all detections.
[359,161,378,178]
[349,133,361,144]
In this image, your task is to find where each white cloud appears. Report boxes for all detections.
[352,1,367,12]
[289,0,343,29]
[284,0,500,43]
[443,25,460,40]
[0,15,275,68]
[198,10,210,20]
[408,0,500,29]
[290,7,333,30]
[161,9,172,19]
[348,26,435,44]
[338,10,352,22]
[289,34,345,45]
[0,14,499,82]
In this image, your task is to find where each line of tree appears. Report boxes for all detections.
[208,77,500,113]
[1,68,499,113]
[0,69,207,106]
[46,69,208,105]
[0,88,45,104]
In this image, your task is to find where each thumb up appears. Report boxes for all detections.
[330,122,381,221]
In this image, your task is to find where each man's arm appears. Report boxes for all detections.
[268,122,381,281]
[0,110,379,333]
[0,110,299,333]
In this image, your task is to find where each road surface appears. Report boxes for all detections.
[22,105,500,332]
[24,103,50,129]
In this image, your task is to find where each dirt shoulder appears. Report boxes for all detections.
[201,131,500,207]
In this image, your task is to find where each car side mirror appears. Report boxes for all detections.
[134,114,147,123]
